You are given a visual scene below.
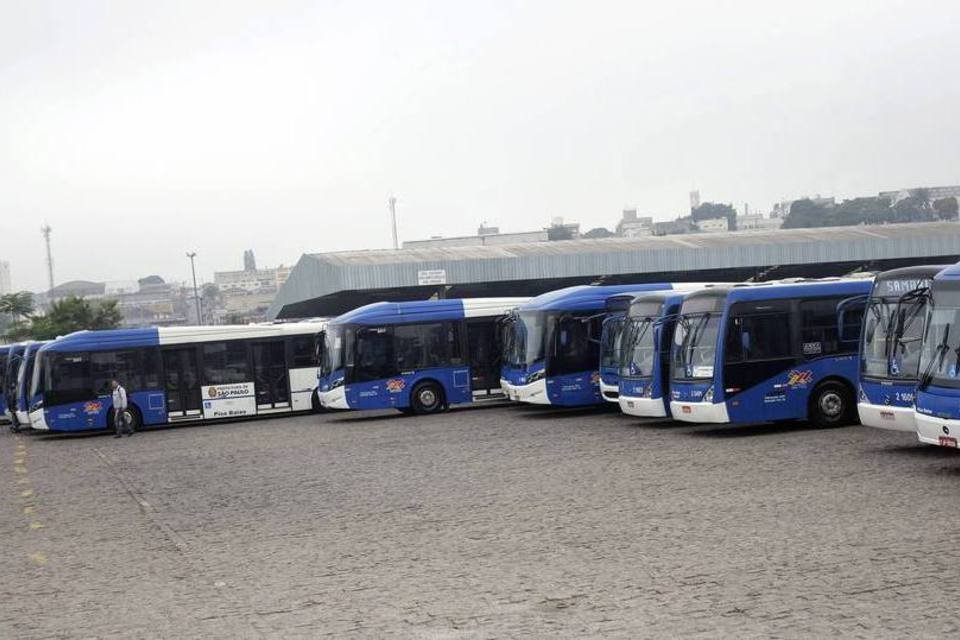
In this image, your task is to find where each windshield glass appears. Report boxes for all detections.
[919,288,960,388]
[552,312,602,375]
[620,317,656,378]
[861,294,928,380]
[319,326,347,377]
[505,311,554,368]
[672,313,721,380]
[600,316,626,369]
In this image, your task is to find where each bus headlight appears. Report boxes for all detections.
[858,385,868,403]
[703,386,714,403]
[527,369,545,384]
[641,385,654,398]
[331,377,344,389]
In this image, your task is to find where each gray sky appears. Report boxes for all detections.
[2,0,959,292]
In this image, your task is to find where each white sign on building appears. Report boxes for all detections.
[417,269,447,285]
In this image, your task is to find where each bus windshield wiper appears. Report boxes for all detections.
[684,314,710,367]
[919,324,951,388]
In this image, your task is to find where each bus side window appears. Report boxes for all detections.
[355,328,394,382]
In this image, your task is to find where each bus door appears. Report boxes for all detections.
[251,340,291,412]
[723,305,795,422]
[162,347,202,421]
[466,319,503,398]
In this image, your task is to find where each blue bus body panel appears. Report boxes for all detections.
[517,284,675,313]
[546,371,602,405]
[42,390,168,432]
[916,387,960,420]
[344,367,473,410]
[501,361,544,387]
[860,379,916,410]
[599,366,619,387]
[43,328,160,352]
[329,300,468,327]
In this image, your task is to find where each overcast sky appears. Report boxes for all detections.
[2,0,959,292]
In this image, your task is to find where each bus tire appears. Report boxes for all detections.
[311,389,324,413]
[107,404,143,432]
[809,381,853,428]
[410,381,445,415]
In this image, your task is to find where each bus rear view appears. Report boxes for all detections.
[671,279,871,426]
[858,266,946,432]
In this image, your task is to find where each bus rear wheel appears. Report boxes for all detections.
[809,382,853,428]
[410,382,445,415]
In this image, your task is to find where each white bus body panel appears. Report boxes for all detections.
[501,378,550,404]
[288,367,318,412]
[858,402,916,432]
[318,386,349,410]
[670,400,730,424]
[600,380,619,403]
[916,412,960,447]
[29,408,48,431]
[619,395,668,418]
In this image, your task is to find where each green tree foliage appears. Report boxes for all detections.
[21,296,123,341]
[0,291,35,319]
[782,199,831,229]
[783,194,947,229]
[691,202,737,231]
[583,227,614,239]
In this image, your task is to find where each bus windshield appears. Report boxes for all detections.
[673,313,721,379]
[620,317,656,378]
[600,316,626,369]
[919,289,960,389]
[319,326,349,378]
[861,292,927,380]
[505,311,554,368]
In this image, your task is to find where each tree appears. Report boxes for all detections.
[782,199,830,229]
[691,202,737,231]
[583,227,614,239]
[934,197,959,220]
[22,296,123,340]
[0,291,35,319]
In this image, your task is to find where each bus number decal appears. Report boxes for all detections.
[802,342,822,355]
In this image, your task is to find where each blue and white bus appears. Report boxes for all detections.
[617,290,690,418]
[858,266,946,433]
[914,263,960,448]
[0,344,11,422]
[598,295,634,402]
[500,284,703,407]
[317,298,527,414]
[29,323,325,433]
[670,278,871,426]
[3,342,26,426]
[14,341,48,428]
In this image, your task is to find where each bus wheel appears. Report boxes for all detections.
[410,382,445,415]
[311,390,324,413]
[810,382,852,428]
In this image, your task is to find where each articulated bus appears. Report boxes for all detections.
[29,323,325,433]
[3,343,26,425]
[0,344,10,422]
[858,266,947,432]
[915,263,960,448]
[317,298,528,414]
[670,278,872,426]
[617,290,689,418]
[500,284,703,407]
[598,295,634,402]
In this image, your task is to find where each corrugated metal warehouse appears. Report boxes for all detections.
[268,221,960,318]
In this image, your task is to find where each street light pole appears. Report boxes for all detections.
[186,252,202,325]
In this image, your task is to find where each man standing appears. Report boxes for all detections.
[111,379,133,438]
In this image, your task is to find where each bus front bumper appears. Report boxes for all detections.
[619,395,668,418]
[318,387,350,410]
[29,409,48,431]
[858,403,916,433]
[500,378,550,404]
[670,400,730,424]
[916,412,960,448]
[600,381,619,403]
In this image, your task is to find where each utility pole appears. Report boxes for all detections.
[388,196,399,250]
[41,224,54,295]
[186,252,202,325]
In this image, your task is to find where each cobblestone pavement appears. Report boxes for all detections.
[3,404,960,638]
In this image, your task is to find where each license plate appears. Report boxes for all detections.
[880,411,895,421]
[940,436,958,448]
[681,406,692,414]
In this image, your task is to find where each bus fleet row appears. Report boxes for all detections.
[3,263,960,450]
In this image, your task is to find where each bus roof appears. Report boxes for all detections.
[329,297,530,326]
[40,322,326,353]
[519,284,686,313]
[681,278,873,307]
[875,265,952,282]
[933,262,960,282]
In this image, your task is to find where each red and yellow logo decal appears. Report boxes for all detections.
[386,378,406,393]
[83,401,103,415]
[786,370,813,387]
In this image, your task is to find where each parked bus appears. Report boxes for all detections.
[14,341,48,428]
[28,323,325,433]
[598,295,634,402]
[670,278,871,426]
[617,290,690,418]
[858,266,947,432]
[501,284,702,407]
[317,298,527,414]
[0,344,10,423]
[3,343,26,426]
[914,263,960,448]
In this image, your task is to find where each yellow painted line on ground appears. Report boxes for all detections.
[14,466,26,474]
[23,506,35,515]
[29,522,44,530]
[20,489,34,498]
[28,552,47,565]
[16,477,28,485]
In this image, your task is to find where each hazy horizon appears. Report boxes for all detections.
[2,0,959,292]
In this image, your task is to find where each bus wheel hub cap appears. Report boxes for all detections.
[421,390,436,406]
[821,392,842,417]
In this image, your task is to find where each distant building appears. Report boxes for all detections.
[403,230,549,249]
[0,260,10,294]
[243,249,257,272]
[737,213,784,232]
[772,195,836,218]
[616,209,654,237]
[652,218,696,236]
[695,217,729,233]
[690,190,701,210]
[214,266,290,294]
[879,185,960,204]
